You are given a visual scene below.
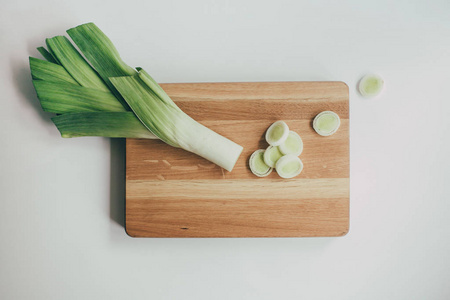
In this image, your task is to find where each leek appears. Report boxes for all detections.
[265,120,289,146]
[37,47,58,64]
[30,22,243,171]
[249,149,272,177]
[358,74,384,97]
[52,112,155,139]
[30,57,78,84]
[279,131,303,156]
[275,155,304,179]
[46,36,110,92]
[313,111,341,136]
[263,145,283,168]
[33,80,126,113]
[109,71,243,171]
[249,121,304,179]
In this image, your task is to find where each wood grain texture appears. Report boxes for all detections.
[126,81,349,237]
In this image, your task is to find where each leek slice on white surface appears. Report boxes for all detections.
[359,74,384,97]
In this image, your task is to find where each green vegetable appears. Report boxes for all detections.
[249,149,272,177]
[275,155,304,179]
[279,131,303,156]
[30,57,78,84]
[263,145,284,168]
[37,47,58,64]
[33,80,126,113]
[30,22,243,172]
[248,121,305,179]
[313,111,340,136]
[46,35,110,92]
[265,120,289,146]
[359,74,384,97]
[52,112,156,139]
[67,23,135,108]
[110,71,243,170]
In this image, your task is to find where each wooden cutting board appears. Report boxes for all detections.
[125,81,349,237]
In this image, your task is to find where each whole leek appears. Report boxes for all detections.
[30,23,243,172]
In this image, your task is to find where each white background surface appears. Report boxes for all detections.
[1,1,449,299]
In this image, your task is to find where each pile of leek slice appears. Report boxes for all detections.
[249,112,342,179]
[249,121,304,179]
[30,23,243,172]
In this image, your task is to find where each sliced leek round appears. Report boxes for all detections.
[263,145,284,168]
[249,149,272,177]
[279,131,303,156]
[359,74,384,97]
[265,120,289,146]
[313,111,340,136]
[275,155,303,179]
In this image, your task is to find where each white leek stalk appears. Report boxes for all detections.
[110,70,243,171]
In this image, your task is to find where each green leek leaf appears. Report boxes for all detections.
[67,23,136,81]
[67,23,135,110]
[29,57,79,85]
[46,36,110,92]
[136,67,180,110]
[110,74,180,147]
[52,112,156,139]
[37,47,59,64]
[44,40,61,65]
[110,70,243,171]
[33,80,126,114]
